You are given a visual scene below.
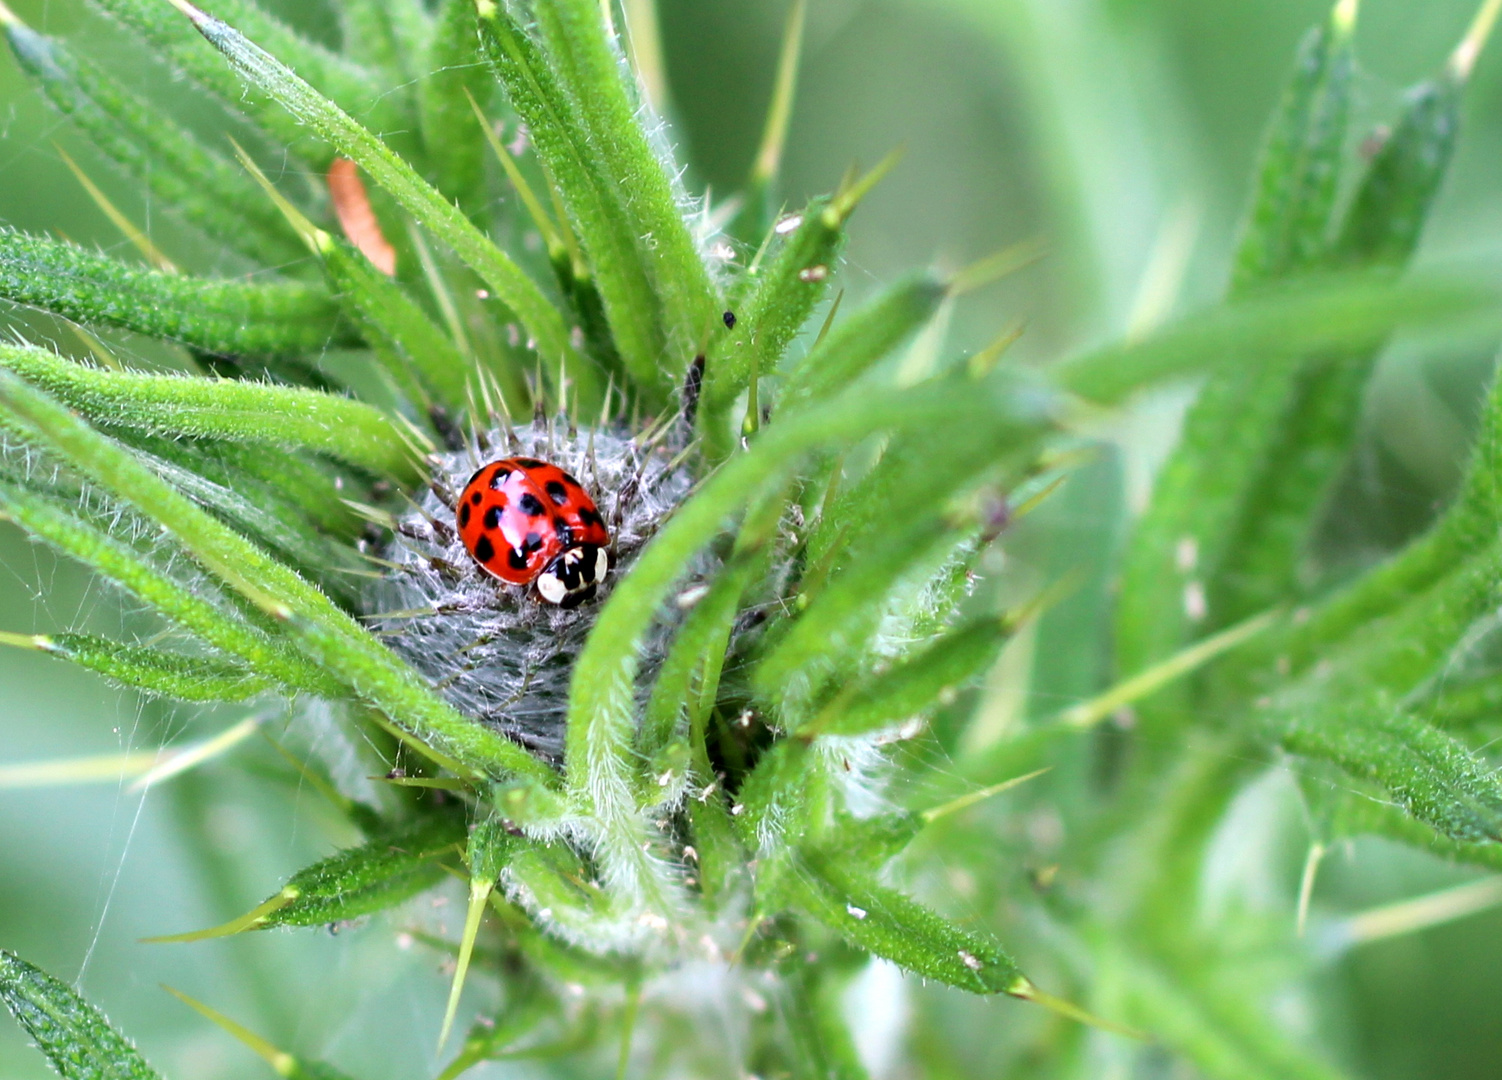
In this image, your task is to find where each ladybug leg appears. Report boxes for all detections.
[610,472,641,530]
[428,406,466,452]
[427,554,468,583]
[429,477,458,511]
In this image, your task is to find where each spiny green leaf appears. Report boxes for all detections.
[1252,359,1502,680]
[1275,697,1502,842]
[1232,0,1356,286]
[1212,59,1467,626]
[735,737,816,851]
[14,632,270,702]
[231,141,468,413]
[0,231,354,355]
[268,817,464,928]
[0,950,164,1080]
[1252,526,1502,710]
[0,7,304,266]
[119,432,364,579]
[782,851,1023,995]
[639,559,755,767]
[0,344,423,483]
[419,0,493,209]
[778,272,946,410]
[165,0,598,407]
[794,413,1012,615]
[320,235,471,412]
[1110,0,1356,735]
[128,446,364,603]
[531,0,719,364]
[1333,76,1463,269]
[702,195,846,438]
[282,608,557,785]
[1057,272,1493,405]
[199,441,359,539]
[1315,783,1502,873]
[828,812,924,873]
[92,0,398,169]
[151,817,464,939]
[753,510,962,707]
[0,482,336,695]
[476,3,664,396]
[806,618,1008,737]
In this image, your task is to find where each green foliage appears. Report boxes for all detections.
[91,0,393,167]
[0,344,419,480]
[16,632,271,702]
[249,817,464,931]
[0,231,352,355]
[0,951,163,1080]
[475,2,670,397]
[169,0,591,403]
[780,849,1022,994]
[0,8,304,266]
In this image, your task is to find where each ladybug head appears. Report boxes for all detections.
[535,543,610,608]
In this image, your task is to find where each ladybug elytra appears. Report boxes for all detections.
[456,457,611,607]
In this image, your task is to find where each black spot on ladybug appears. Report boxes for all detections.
[545,480,569,505]
[514,457,544,469]
[519,493,545,516]
[723,310,736,329]
[560,471,583,488]
[523,532,544,553]
[458,503,471,528]
[483,505,501,531]
[508,547,529,571]
[470,491,482,506]
[488,468,511,489]
[473,535,495,564]
[578,506,604,529]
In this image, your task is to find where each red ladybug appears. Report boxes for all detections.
[455,457,611,608]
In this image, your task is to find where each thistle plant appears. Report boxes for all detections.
[3,0,1502,1076]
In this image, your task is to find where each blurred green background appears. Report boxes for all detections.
[4,0,1502,1077]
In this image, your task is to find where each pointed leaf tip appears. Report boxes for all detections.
[163,0,210,26]
[750,0,807,187]
[1006,976,1149,1040]
[1452,0,1502,80]
[161,985,296,1076]
[827,146,903,225]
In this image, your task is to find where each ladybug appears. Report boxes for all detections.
[455,457,611,608]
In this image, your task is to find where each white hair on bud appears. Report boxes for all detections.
[365,418,696,760]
